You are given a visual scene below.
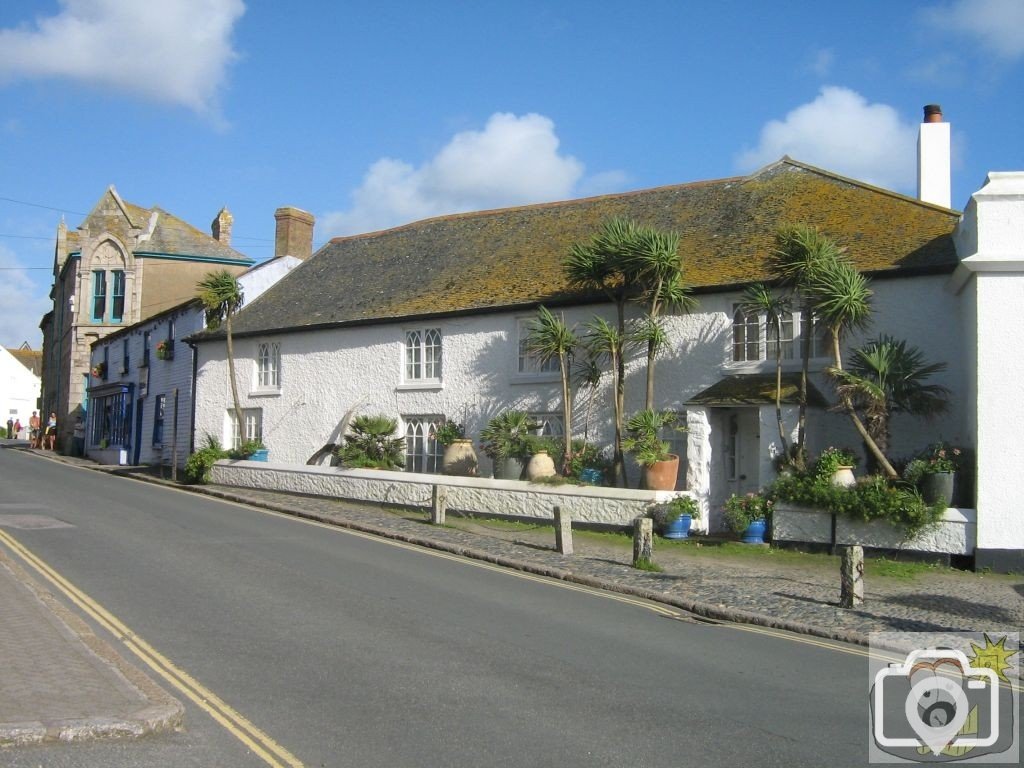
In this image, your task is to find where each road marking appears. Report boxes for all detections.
[0,528,304,768]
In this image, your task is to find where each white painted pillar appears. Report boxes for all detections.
[686,408,712,533]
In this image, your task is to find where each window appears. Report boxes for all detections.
[404,416,443,473]
[152,394,165,445]
[121,339,130,374]
[517,318,560,375]
[529,413,564,437]
[91,270,107,322]
[257,342,281,389]
[111,270,125,321]
[228,408,262,449]
[142,331,151,367]
[732,307,760,362]
[89,389,131,447]
[405,328,442,383]
[732,307,826,363]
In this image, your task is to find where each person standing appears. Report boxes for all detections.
[13,418,22,439]
[45,412,57,450]
[72,416,85,457]
[29,411,40,448]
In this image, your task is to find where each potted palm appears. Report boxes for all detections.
[622,409,681,491]
[336,415,405,470]
[434,420,478,477]
[479,411,538,480]
[651,495,700,540]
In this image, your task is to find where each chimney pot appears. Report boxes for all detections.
[923,104,943,123]
[212,207,233,245]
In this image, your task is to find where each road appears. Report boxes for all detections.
[0,447,874,767]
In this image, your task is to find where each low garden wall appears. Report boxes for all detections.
[772,503,976,555]
[210,460,691,527]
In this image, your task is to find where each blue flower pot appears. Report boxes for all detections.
[663,513,693,540]
[741,518,767,544]
[579,467,603,485]
[250,448,269,462]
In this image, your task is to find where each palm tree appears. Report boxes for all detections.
[527,306,577,475]
[767,224,844,466]
[739,283,792,459]
[830,336,950,472]
[626,225,696,409]
[582,316,631,486]
[197,270,245,443]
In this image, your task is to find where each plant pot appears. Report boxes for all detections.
[920,471,955,507]
[741,518,768,544]
[526,450,556,480]
[579,467,603,485]
[644,455,679,491]
[493,456,525,480]
[442,439,478,476]
[663,514,692,540]
[830,466,856,488]
[250,448,269,462]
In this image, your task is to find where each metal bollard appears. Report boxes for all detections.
[554,506,573,555]
[633,517,653,567]
[431,484,447,525]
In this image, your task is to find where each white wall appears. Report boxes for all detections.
[194,274,966,509]
[0,347,41,435]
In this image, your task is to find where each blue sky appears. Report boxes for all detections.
[1,0,1022,348]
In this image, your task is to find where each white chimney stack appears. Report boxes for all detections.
[917,104,951,208]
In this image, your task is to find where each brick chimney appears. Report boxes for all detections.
[212,207,233,244]
[274,206,315,260]
[917,104,951,208]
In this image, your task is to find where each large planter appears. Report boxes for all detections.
[525,451,556,481]
[250,448,269,462]
[741,518,768,544]
[830,466,856,488]
[493,456,525,480]
[920,471,955,507]
[644,455,680,491]
[442,439,478,477]
[663,514,693,540]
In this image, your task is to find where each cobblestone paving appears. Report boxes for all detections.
[189,481,1023,644]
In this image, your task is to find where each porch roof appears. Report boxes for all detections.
[687,373,828,407]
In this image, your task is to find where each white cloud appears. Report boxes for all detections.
[923,0,1024,59]
[735,86,918,193]
[320,113,589,236]
[0,0,246,116]
[0,245,49,349]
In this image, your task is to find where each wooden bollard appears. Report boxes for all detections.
[431,485,447,525]
[840,545,864,608]
[554,506,573,555]
[633,517,653,567]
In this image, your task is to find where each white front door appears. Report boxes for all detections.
[723,409,761,499]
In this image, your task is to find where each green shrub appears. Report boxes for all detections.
[184,435,227,484]
[337,415,405,469]
[433,420,465,447]
[227,439,264,460]
[723,492,774,534]
[650,495,699,530]
[812,446,858,480]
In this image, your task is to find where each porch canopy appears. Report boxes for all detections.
[687,373,828,407]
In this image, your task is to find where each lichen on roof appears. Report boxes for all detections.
[226,158,961,338]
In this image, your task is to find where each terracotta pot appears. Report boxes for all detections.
[493,456,525,480]
[644,455,680,491]
[442,439,478,476]
[525,450,556,480]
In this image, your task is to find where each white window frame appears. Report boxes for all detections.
[516,317,561,376]
[404,415,443,474]
[228,408,263,449]
[730,306,828,365]
[256,341,281,391]
[404,328,442,384]
[529,412,564,437]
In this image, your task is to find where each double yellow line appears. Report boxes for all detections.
[0,528,304,768]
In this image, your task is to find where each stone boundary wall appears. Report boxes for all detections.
[773,503,977,555]
[211,460,688,526]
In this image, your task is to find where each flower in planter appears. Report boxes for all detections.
[155,339,173,359]
[91,362,107,378]
[903,442,963,483]
[723,492,773,534]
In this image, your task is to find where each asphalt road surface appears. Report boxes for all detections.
[1,448,880,767]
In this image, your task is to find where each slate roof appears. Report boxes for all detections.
[688,373,828,407]
[225,158,961,339]
[73,188,250,263]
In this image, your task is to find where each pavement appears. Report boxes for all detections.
[1,441,1022,748]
